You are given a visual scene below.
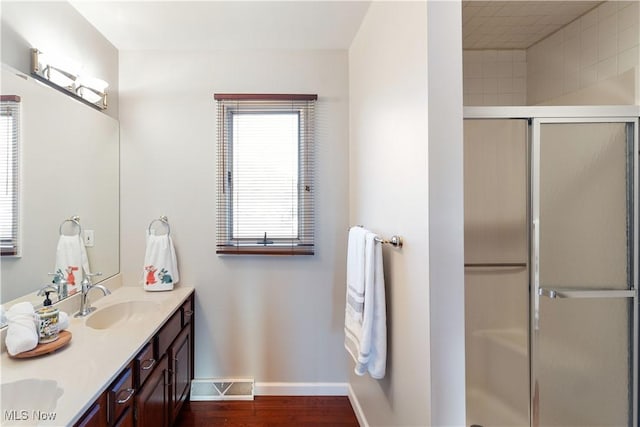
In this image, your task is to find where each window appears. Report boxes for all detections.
[0,95,20,256]
[215,94,316,255]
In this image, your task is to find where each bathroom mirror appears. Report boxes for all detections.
[0,65,119,306]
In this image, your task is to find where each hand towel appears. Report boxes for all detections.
[55,234,91,295]
[143,231,179,291]
[5,302,38,356]
[58,311,69,331]
[344,226,387,379]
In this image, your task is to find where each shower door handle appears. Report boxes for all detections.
[539,288,636,299]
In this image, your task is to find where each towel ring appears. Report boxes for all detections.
[59,216,82,236]
[148,216,171,235]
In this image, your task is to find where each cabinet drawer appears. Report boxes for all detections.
[135,343,156,388]
[157,309,181,356]
[181,297,194,327]
[108,366,134,425]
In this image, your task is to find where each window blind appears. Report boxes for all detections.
[215,94,316,255]
[0,95,20,256]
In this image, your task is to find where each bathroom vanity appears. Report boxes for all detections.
[0,286,194,427]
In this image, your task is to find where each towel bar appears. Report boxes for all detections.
[59,216,82,236]
[148,216,171,235]
[375,235,403,248]
[353,226,403,248]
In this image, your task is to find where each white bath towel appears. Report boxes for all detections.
[55,234,90,295]
[344,226,387,379]
[143,231,179,292]
[5,302,38,356]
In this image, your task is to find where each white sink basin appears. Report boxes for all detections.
[85,301,159,330]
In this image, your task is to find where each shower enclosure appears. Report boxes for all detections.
[464,106,640,427]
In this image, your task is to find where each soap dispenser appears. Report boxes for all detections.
[43,291,52,307]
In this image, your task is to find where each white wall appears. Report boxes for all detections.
[0,1,119,118]
[119,50,350,384]
[527,0,639,105]
[426,2,466,425]
[348,1,464,425]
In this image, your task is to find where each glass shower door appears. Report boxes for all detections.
[531,119,638,427]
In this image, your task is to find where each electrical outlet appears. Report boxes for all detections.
[84,230,95,247]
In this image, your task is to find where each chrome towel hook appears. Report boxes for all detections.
[148,216,171,235]
[59,216,82,236]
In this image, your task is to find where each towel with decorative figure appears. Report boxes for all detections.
[143,230,179,291]
[5,302,38,356]
[344,226,387,379]
[55,234,90,295]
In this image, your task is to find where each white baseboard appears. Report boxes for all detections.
[348,383,369,427]
[254,382,349,396]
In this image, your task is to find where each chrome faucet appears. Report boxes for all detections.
[74,272,111,317]
[37,285,60,299]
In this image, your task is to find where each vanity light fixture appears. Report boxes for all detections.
[30,48,108,110]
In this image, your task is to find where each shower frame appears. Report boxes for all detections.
[464,105,640,427]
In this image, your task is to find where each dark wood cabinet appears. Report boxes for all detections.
[169,326,191,424]
[108,366,135,426]
[75,292,194,427]
[75,392,107,427]
[136,293,195,426]
[135,355,169,427]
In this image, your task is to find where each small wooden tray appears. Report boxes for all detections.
[11,330,72,359]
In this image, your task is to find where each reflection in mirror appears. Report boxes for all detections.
[0,65,119,307]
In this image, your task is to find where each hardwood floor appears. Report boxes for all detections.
[175,396,360,426]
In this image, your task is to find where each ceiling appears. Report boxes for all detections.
[70,1,371,51]
[463,1,604,49]
[71,1,606,52]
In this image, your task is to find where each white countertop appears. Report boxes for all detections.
[0,285,194,426]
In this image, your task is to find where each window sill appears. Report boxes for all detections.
[216,246,314,256]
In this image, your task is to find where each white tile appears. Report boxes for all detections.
[483,93,499,106]
[498,77,513,93]
[618,2,639,32]
[582,25,598,46]
[513,50,526,62]
[482,49,498,62]
[618,46,639,73]
[513,62,527,78]
[466,93,484,106]
[598,13,618,38]
[512,93,526,106]
[618,25,639,53]
[598,1,619,21]
[498,93,513,105]
[464,61,483,79]
[581,8,598,29]
[496,50,513,62]
[598,34,618,61]
[564,19,581,40]
[483,77,498,93]
[465,78,484,95]
[513,77,526,93]
[564,71,580,94]
[597,56,618,80]
[580,64,597,88]
[581,45,599,68]
[482,61,498,77]
[496,61,513,78]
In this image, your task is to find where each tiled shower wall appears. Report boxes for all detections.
[527,1,639,105]
[464,1,639,106]
[463,49,527,106]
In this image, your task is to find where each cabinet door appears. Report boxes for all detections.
[113,407,133,427]
[136,355,169,427]
[108,366,134,426]
[75,393,107,427]
[169,326,191,424]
